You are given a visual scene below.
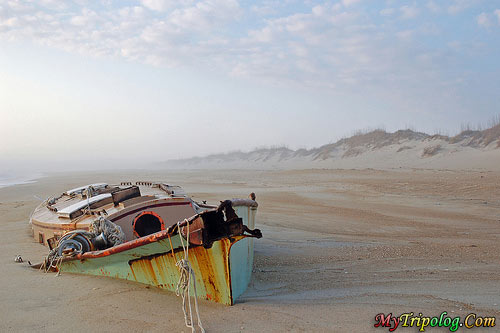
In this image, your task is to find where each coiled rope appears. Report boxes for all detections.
[40,217,125,274]
[175,219,205,333]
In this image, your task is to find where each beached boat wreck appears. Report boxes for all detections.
[30,182,262,305]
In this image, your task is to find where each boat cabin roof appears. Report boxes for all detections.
[32,182,198,224]
[57,193,112,218]
[65,183,108,195]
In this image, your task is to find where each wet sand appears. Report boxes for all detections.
[1,169,500,332]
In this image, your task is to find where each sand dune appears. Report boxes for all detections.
[161,124,500,171]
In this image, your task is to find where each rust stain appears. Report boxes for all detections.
[192,248,216,296]
[130,267,137,281]
[152,254,176,285]
[132,257,160,286]
[126,239,235,305]
[63,233,248,305]
[222,239,233,305]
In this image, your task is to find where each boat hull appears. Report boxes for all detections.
[58,202,258,305]
[60,233,246,305]
[230,204,257,301]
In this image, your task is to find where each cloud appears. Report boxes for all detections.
[426,1,440,13]
[495,9,500,24]
[448,0,476,15]
[70,8,98,26]
[0,0,495,107]
[140,0,175,12]
[400,5,419,19]
[235,5,430,92]
[477,9,500,27]
[342,0,362,7]
[380,8,395,17]
[248,26,274,43]
[476,12,491,28]
[168,0,240,31]
[396,29,414,41]
[2,17,19,28]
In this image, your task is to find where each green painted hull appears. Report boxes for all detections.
[61,232,246,305]
[59,203,257,305]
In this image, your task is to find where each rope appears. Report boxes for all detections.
[41,217,125,274]
[40,230,86,274]
[40,246,74,275]
[167,233,176,259]
[175,219,205,333]
[89,216,126,247]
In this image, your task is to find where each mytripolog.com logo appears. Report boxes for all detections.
[374,312,495,332]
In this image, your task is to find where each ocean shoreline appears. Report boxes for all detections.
[0,173,44,189]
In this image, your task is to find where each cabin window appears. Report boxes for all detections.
[133,211,165,238]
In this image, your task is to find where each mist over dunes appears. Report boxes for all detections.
[160,123,500,171]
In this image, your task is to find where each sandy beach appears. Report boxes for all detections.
[1,168,500,332]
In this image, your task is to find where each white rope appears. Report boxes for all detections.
[89,216,126,246]
[175,219,205,333]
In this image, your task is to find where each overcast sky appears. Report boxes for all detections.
[1,0,499,172]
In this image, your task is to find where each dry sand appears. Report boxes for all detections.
[1,168,500,332]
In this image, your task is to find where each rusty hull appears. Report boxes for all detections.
[59,229,247,305]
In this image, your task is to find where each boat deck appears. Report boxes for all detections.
[30,182,199,245]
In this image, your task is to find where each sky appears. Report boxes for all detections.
[1,0,500,172]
